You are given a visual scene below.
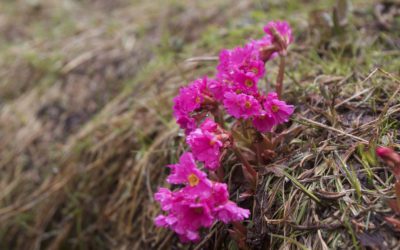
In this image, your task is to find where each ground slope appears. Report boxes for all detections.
[0,0,399,249]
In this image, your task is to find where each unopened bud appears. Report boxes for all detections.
[376,146,400,180]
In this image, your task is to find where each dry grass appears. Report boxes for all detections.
[0,0,399,249]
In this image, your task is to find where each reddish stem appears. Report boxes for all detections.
[216,166,225,182]
[231,222,250,250]
[232,144,258,187]
[276,56,286,98]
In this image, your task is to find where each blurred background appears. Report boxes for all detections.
[0,0,399,249]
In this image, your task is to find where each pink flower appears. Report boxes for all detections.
[251,34,273,48]
[175,115,197,133]
[217,44,265,94]
[213,201,250,223]
[250,35,279,62]
[207,182,250,223]
[223,92,262,119]
[187,119,224,170]
[263,21,293,50]
[199,117,219,132]
[154,181,250,243]
[252,112,275,132]
[154,188,214,242]
[173,78,206,116]
[173,77,208,132]
[208,78,228,102]
[167,152,208,187]
[154,188,174,211]
[263,92,294,124]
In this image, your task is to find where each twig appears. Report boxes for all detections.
[335,87,373,108]
[185,56,218,62]
[298,116,369,144]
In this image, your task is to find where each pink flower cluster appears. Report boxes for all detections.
[155,153,249,242]
[173,21,294,135]
[155,21,295,243]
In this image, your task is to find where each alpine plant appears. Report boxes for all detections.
[155,21,295,243]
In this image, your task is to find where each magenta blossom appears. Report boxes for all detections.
[251,34,273,48]
[250,35,279,62]
[154,188,214,242]
[187,119,224,170]
[223,92,262,119]
[175,115,197,133]
[173,77,206,116]
[173,77,208,132]
[167,152,208,187]
[154,180,250,242]
[263,21,293,51]
[217,44,265,94]
[199,118,219,132]
[252,112,275,133]
[208,182,250,223]
[263,92,294,124]
[208,78,228,102]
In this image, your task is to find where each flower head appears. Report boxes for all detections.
[208,78,228,102]
[223,92,262,119]
[154,188,214,242]
[175,115,197,133]
[252,112,275,133]
[207,182,250,223]
[249,35,279,62]
[263,21,293,52]
[263,92,294,124]
[154,180,250,242]
[199,117,218,132]
[187,119,224,170]
[173,77,208,133]
[217,44,265,95]
[166,152,208,187]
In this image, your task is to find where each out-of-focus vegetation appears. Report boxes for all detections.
[0,0,399,249]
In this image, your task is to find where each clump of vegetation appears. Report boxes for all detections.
[154,21,294,246]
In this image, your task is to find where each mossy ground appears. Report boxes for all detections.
[0,0,399,249]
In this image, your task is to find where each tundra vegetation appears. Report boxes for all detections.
[0,0,399,249]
